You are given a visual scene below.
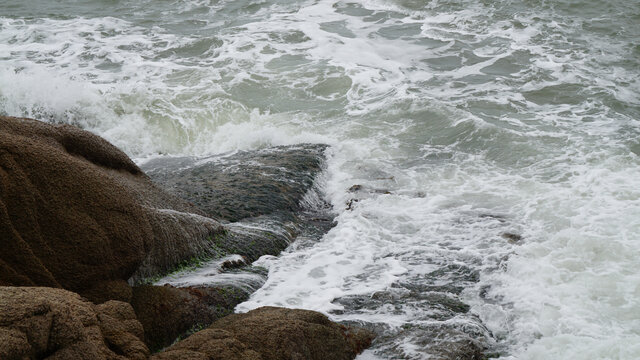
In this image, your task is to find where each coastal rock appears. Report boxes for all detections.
[0,116,224,295]
[141,144,328,223]
[0,286,149,360]
[130,285,248,351]
[141,144,334,265]
[151,329,262,360]
[130,144,336,349]
[155,306,374,360]
[83,280,134,304]
[382,323,486,360]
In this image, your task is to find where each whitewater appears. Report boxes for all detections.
[1,0,639,358]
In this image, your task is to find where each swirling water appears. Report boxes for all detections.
[1,0,639,358]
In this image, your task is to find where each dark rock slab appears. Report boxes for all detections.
[132,144,337,350]
[141,144,329,223]
[109,143,333,351]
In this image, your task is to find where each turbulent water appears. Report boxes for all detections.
[2,0,639,358]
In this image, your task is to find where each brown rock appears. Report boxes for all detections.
[154,307,373,360]
[152,329,262,360]
[0,286,149,360]
[0,116,225,296]
[142,144,328,223]
[96,301,149,360]
[209,306,374,360]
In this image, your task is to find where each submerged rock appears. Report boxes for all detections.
[0,286,149,360]
[331,262,489,359]
[155,306,374,360]
[501,232,522,243]
[345,184,392,210]
[0,116,224,296]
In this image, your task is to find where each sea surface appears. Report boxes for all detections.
[1,0,639,358]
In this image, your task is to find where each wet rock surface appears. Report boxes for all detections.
[321,208,525,359]
[83,280,134,305]
[0,287,375,360]
[130,144,338,349]
[154,307,374,360]
[132,144,337,349]
[151,328,262,360]
[130,284,249,351]
[377,323,486,360]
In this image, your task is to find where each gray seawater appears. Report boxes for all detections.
[1,0,639,358]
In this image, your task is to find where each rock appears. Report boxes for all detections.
[151,329,262,360]
[348,184,363,192]
[334,291,470,322]
[130,285,249,351]
[0,286,149,359]
[220,257,248,270]
[141,144,334,266]
[208,306,374,360]
[154,307,374,360]
[96,301,149,360]
[0,327,29,360]
[0,116,224,295]
[501,232,522,243]
[346,198,359,210]
[0,117,348,356]
[331,262,490,360]
[345,184,392,210]
[141,144,328,223]
[132,145,336,351]
[379,323,486,360]
[128,210,225,283]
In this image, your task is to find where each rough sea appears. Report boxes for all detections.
[1,0,639,358]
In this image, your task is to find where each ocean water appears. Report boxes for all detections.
[1,0,639,358]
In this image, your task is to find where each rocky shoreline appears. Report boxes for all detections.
[0,116,373,359]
